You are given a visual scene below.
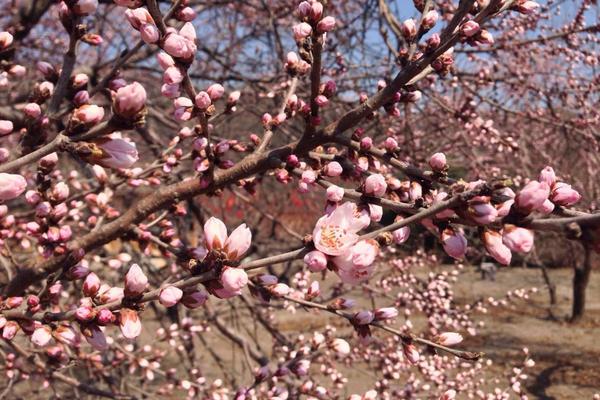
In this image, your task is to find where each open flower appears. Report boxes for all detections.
[333,239,379,285]
[312,202,369,256]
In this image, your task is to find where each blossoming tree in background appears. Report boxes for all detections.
[0,0,598,398]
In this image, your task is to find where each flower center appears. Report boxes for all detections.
[319,224,347,250]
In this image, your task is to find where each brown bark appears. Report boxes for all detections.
[570,241,593,323]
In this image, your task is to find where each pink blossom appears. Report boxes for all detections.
[483,230,512,265]
[364,174,387,197]
[0,173,27,201]
[324,161,343,177]
[515,181,550,213]
[220,267,248,294]
[301,169,317,184]
[24,102,41,118]
[0,32,13,50]
[515,0,540,14]
[293,22,312,41]
[403,343,420,364]
[54,325,80,347]
[429,152,447,171]
[384,137,398,151]
[502,225,534,253]
[163,66,184,85]
[461,20,480,37]
[331,338,350,356]
[159,286,183,307]
[140,23,159,44]
[119,308,142,339]
[31,326,53,347]
[124,263,148,297]
[114,82,146,118]
[326,185,345,203]
[157,52,175,69]
[317,16,335,33]
[441,228,468,259]
[368,204,382,222]
[194,91,212,109]
[95,138,139,169]
[550,182,581,206]
[204,217,228,250]
[422,10,439,30]
[83,272,101,297]
[163,33,195,59]
[2,321,18,340]
[72,104,104,124]
[353,310,374,325]
[538,166,556,187]
[539,198,555,214]
[440,389,457,400]
[401,18,417,39]
[179,22,196,41]
[312,202,367,256]
[392,219,410,244]
[161,83,180,98]
[469,201,498,225]
[304,250,328,272]
[374,307,398,320]
[224,223,252,260]
[0,120,13,135]
[333,239,379,285]
[125,8,154,30]
[436,332,463,346]
[207,83,225,100]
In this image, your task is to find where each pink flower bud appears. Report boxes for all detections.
[304,250,328,272]
[73,90,90,106]
[75,306,94,322]
[441,228,467,259]
[374,307,398,320]
[477,29,494,45]
[206,83,225,100]
[422,10,439,30]
[72,73,89,88]
[177,6,196,21]
[0,32,14,50]
[82,324,107,350]
[461,20,480,37]
[94,138,139,169]
[353,310,374,325]
[24,103,42,118]
[83,272,101,297]
[269,283,290,297]
[392,224,410,244]
[429,152,447,171]
[53,325,79,347]
[31,326,53,347]
[301,169,317,184]
[114,82,146,118]
[138,23,159,44]
[161,83,180,98]
[163,33,195,59]
[0,173,27,201]
[159,286,183,307]
[483,230,512,265]
[224,223,252,260]
[317,16,336,33]
[550,182,581,206]
[360,136,373,150]
[515,181,550,213]
[322,161,342,177]
[436,332,463,346]
[220,267,248,294]
[315,94,329,107]
[409,181,422,201]
[96,308,115,325]
[401,18,417,39]
[539,198,555,214]
[384,137,398,152]
[310,2,323,20]
[124,263,148,297]
[538,166,556,187]
[228,90,241,105]
[326,185,345,203]
[403,343,420,364]
[331,338,350,356]
[181,290,208,308]
[2,321,18,340]
[157,52,175,69]
[364,174,387,197]
[514,0,539,14]
[293,22,312,41]
[72,104,104,125]
[502,225,534,253]
[0,120,13,135]
[194,91,212,109]
[119,308,142,339]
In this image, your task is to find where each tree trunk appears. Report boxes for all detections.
[570,242,593,323]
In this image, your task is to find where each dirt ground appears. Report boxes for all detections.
[451,266,600,400]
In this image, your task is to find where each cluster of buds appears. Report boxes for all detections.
[125,8,159,44]
[294,1,336,41]
[460,21,495,46]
